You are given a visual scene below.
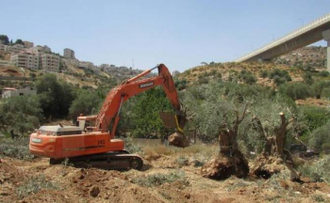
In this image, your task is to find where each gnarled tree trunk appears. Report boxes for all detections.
[201,105,249,180]
[251,112,301,181]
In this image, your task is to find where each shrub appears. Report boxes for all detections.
[0,138,33,160]
[269,68,292,85]
[308,121,330,152]
[299,106,330,133]
[175,156,189,167]
[321,87,330,99]
[0,96,43,135]
[259,70,269,78]
[16,175,59,199]
[298,155,330,183]
[238,70,256,85]
[312,81,330,99]
[318,70,330,77]
[279,82,313,100]
[132,171,188,187]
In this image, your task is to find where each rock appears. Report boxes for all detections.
[90,186,100,197]
[168,132,189,148]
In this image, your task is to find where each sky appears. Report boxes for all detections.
[1,0,330,72]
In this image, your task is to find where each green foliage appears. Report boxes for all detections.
[238,70,256,85]
[308,121,330,152]
[312,81,330,99]
[36,74,74,119]
[299,106,330,134]
[0,138,34,160]
[17,175,59,199]
[122,137,143,154]
[318,70,330,77]
[121,87,174,138]
[132,171,188,187]
[0,34,9,45]
[259,70,269,78]
[298,155,330,184]
[303,72,314,85]
[269,68,291,86]
[69,89,104,119]
[321,87,330,99]
[175,156,189,167]
[0,95,43,135]
[278,82,313,100]
[175,79,187,91]
[14,39,24,45]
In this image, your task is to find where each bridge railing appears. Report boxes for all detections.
[236,13,330,62]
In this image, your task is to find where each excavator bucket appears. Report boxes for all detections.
[159,112,187,130]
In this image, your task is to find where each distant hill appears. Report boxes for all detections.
[274,46,327,70]
[177,46,328,87]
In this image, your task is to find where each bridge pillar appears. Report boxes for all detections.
[322,30,330,72]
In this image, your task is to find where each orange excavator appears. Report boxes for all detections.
[29,64,187,170]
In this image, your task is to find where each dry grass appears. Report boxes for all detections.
[142,143,218,157]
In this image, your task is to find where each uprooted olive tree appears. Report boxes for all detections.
[200,104,250,180]
[183,81,303,181]
[251,113,301,181]
[182,82,251,180]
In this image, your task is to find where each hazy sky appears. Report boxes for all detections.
[1,0,330,72]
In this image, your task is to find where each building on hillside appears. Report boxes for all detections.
[79,61,94,69]
[10,53,39,69]
[2,87,36,99]
[40,53,60,72]
[0,44,5,52]
[63,48,75,59]
[5,44,25,53]
[33,45,51,54]
[23,41,34,48]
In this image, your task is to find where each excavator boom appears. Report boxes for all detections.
[95,63,186,135]
[29,63,186,171]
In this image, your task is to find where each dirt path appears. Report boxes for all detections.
[1,155,330,203]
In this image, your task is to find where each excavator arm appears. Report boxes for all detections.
[95,64,186,138]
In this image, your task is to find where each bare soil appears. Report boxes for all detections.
[1,150,330,203]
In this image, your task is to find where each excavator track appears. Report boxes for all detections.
[50,151,143,171]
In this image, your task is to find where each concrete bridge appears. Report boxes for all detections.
[235,13,330,71]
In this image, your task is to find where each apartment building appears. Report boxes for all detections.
[63,48,75,59]
[5,44,25,53]
[40,53,60,72]
[10,53,39,69]
[0,43,5,52]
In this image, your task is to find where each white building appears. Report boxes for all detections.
[2,87,36,99]
[63,48,75,59]
[40,53,60,72]
[0,43,6,52]
[5,44,25,53]
[10,53,39,69]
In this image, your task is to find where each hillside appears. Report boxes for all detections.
[274,46,327,70]
[177,46,327,87]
